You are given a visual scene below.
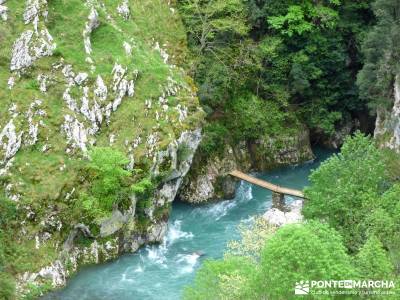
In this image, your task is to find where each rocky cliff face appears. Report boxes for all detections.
[374,75,400,152]
[0,0,203,297]
[179,127,314,203]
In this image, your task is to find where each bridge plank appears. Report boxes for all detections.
[229,170,305,198]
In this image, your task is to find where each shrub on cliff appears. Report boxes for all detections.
[75,147,132,222]
[227,93,292,141]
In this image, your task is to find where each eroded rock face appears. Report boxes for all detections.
[375,75,400,152]
[10,0,56,71]
[0,120,23,164]
[179,128,314,204]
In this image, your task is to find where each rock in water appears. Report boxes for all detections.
[263,200,303,227]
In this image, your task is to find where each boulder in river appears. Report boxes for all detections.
[263,199,303,227]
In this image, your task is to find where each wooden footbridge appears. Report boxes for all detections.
[229,170,305,210]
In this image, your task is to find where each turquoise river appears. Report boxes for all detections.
[43,148,332,300]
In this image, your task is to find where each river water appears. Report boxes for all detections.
[45,148,332,300]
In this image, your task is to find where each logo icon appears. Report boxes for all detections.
[295,281,310,295]
[343,280,353,289]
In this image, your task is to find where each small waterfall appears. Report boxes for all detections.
[236,180,253,202]
[166,220,194,245]
[144,220,194,266]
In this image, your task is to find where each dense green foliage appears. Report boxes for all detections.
[185,134,400,299]
[304,134,400,261]
[357,0,400,109]
[183,256,256,300]
[131,177,156,219]
[75,147,132,222]
[256,221,357,299]
[178,0,375,152]
[227,93,293,141]
[355,236,394,280]
[184,221,359,300]
[303,133,389,251]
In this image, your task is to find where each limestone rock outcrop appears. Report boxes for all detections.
[179,128,314,203]
[375,75,400,152]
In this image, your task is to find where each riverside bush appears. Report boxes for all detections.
[255,221,358,299]
[184,221,357,300]
[303,132,390,251]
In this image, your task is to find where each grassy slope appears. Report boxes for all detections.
[0,0,203,292]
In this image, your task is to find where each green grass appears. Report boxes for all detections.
[47,0,89,71]
[0,2,203,296]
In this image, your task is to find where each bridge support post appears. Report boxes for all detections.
[272,192,286,211]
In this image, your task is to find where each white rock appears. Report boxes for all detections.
[176,104,188,123]
[33,28,56,57]
[123,41,132,55]
[109,134,115,145]
[154,42,169,63]
[83,8,99,55]
[94,75,108,101]
[23,0,46,25]
[0,119,23,163]
[37,260,67,287]
[62,64,75,84]
[35,235,40,249]
[74,72,88,85]
[127,80,135,97]
[10,31,34,71]
[62,115,88,153]
[26,99,45,145]
[375,74,400,152]
[117,0,130,20]
[37,74,48,92]
[63,88,79,112]
[263,200,303,226]
[7,76,15,89]
[0,4,8,21]
[74,72,89,85]
[10,28,56,71]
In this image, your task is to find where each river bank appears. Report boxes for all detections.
[43,148,333,300]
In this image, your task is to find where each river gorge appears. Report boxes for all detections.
[43,149,332,300]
